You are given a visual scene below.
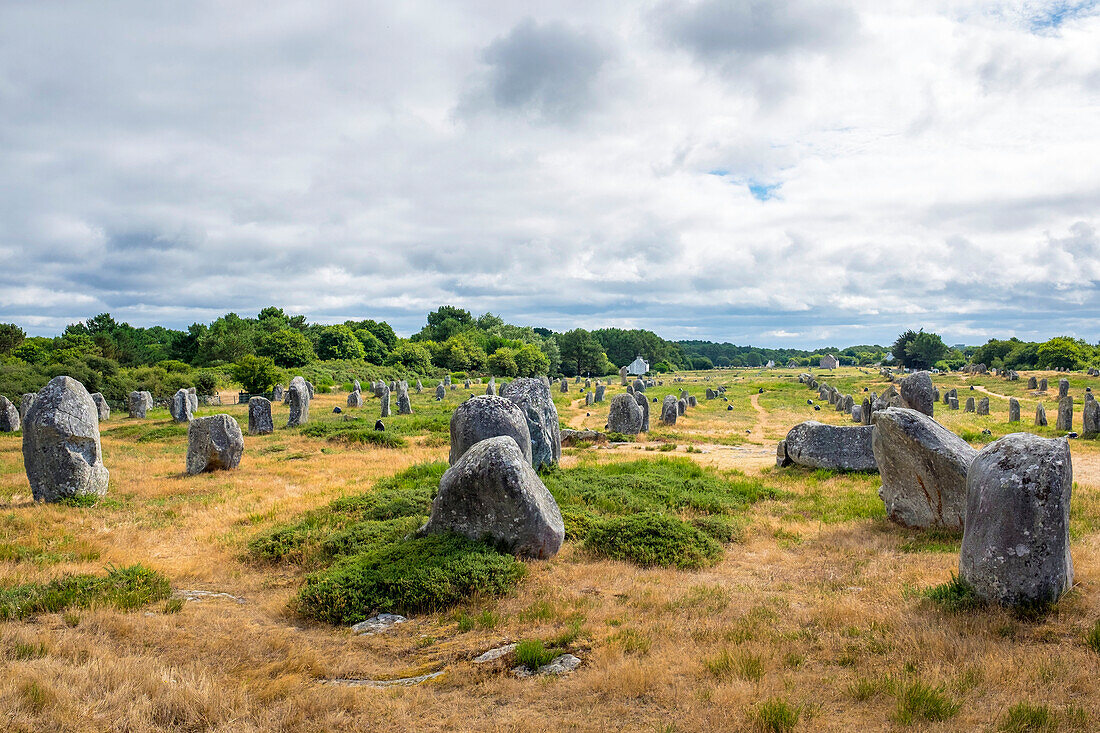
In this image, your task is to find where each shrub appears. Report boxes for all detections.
[0,565,170,620]
[691,515,745,543]
[230,355,282,393]
[583,513,722,569]
[1084,619,1100,654]
[294,533,526,623]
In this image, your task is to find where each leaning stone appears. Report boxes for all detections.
[449,395,532,466]
[186,415,244,474]
[0,396,20,432]
[607,394,643,434]
[416,380,424,394]
[634,392,650,432]
[660,395,678,425]
[977,397,989,416]
[899,371,935,416]
[420,436,563,559]
[1057,396,1073,431]
[486,378,496,397]
[959,433,1072,607]
[22,376,109,502]
[1035,403,1047,426]
[782,421,877,471]
[871,407,976,530]
[248,397,274,435]
[171,389,193,423]
[347,391,363,408]
[501,378,561,470]
[287,376,310,427]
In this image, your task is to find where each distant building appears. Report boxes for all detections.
[765,360,775,368]
[627,355,649,376]
[787,359,799,368]
[819,354,839,369]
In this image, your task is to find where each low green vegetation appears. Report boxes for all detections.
[893,678,960,724]
[1084,619,1100,654]
[924,574,985,614]
[297,420,407,448]
[999,703,1058,733]
[584,513,722,569]
[514,639,562,670]
[0,565,170,620]
[749,698,803,733]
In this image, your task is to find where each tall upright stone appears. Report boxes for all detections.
[1035,403,1047,426]
[416,379,424,394]
[1058,379,1070,398]
[560,378,568,393]
[186,414,244,475]
[620,366,629,386]
[397,384,412,415]
[965,397,975,412]
[607,394,643,435]
[1040,378,1048,392]
[171,389,193,423]
[272,384,284,402]
[660,395,678,425]
[187,387,199,414]
[1057,396,1073,431]
[976,397,989,416]
[1009,397,1020,422]
[1083,394,1099,437]
[90,393,110,422]
[1027,376,1038,390]
[435,382,446,400]
[287,376,310,427]
[486,378,496,397]
[248,397,274,435]
[0,396,19,432]
[899,371,934,416]
[633,378,645,394]
[379,381,391,418]
[347,390,363,408]
[861,397,871,425]
[127,391,152,418]
[595,385,606,402]
[634,392,650,433]
[501,378,561,470]
[960,434,1072,607]
[22,376,109,502]
[677,398,687,416]
[20,393,37,421]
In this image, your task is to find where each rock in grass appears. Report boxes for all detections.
[186,414,244,474]
[22,376,109,502]
[782,421,876,471]
[899,371,934,416]
[90,393,110,421]
[20,393,37,421]
[0,395,19,432]
[287,376,310,427]
[170,388,193,423]
[634,392,650,432]
[379,381,391,418]
[248,397,274,435]
[351,613,406,635]
[347,390,363,408]
[1035,403,1047,426]
[976,397,989,416]
[1083,394,1099,437]
[776,439,792,467]
[607,393,643,435]
[397,384,412,415]
[960,433,1072,607]
[1059,378,1070,398]
[1057,396,1073,431]
[871,407,976,530]
[127,390,152,418]
[660,395,678,425]
[420,436,564,560]
[1009,397,1020,422]
[449,395,532,466]
[435,383,446,400]
[501,378,561,470]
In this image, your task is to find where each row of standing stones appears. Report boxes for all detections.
[778,370,1073,609]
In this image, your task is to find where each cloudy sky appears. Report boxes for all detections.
[1,1,1098,347]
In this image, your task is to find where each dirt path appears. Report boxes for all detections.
[972,385,1027,402]
[746,393,769,444]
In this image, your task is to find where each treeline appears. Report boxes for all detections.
[677,340,890,368]
[970,336,1098,371]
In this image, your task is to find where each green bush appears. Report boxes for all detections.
[583,513,722,569]
[297,421,407,448]
[691,515,745,543]
[295,533,526,623]
[0,565,170,620]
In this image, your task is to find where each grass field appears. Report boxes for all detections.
[1,368,1100,731]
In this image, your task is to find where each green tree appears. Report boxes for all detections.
[514,343,550,377]
[1037,336,1090,370]
[692,356,714,370]
[415,306,475,342]
[196,313,257,365]
[487,347,519,377]
[316,325,365,361]
[892,329,948,370]
[385,342,433,373]
[0,323,26,354]
[354,329,387,364]
[556,328,605,376]
[230,355,282,393]
[259,328,315,368]
[440,333,488,372]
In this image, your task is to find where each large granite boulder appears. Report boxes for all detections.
[871,407,976,530]
[501,378,561,471]
[170,388,193,423]
[186,414,244,474]
[127,391,152,418]
[449,395,532,466]
[660,395,678,425]
[607,393,643,435]
[287,376,310,427]
[782,421,877,471]
[419,436,563,560]
[960,433,1072,607]
[0,396,19,432]
[347,390,363,408]
[899,371,934,416]
[22,376,109,502]
[248,397,274,435]
[90,392,110,422]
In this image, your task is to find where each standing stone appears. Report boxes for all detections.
[0,396,19,432]
[1009,398,1021,422]
[871,407,976,530]
[22,376,109,502]
[501,378,562,470]
[899,371,935,417]
[949,396,959,410]
[977,397,989,416]
[287,376,310,427]
[933,388,940,403]
[585,391,594,406]
[619,366,629,386]
[660,395,678,425]
[379,381,391,418]
[397,384,412,415]
[595,385,606,402]
[465,379,472,389]
[186,414,244,475]
[688,396,698,408]
[1082,394,1099,437]
[634,392,650,432]
[782,421,877,471]
[419,436,563,560]
[626,384,634,396]
[560,378,568,393]
[1027,376,1038,390]
[416,380,424,394]
[20,393,37,421]
[272,384,285,402]
[486,378,496,397]
[706,388,715,400]
[677,398,687,416]
[1040,378,1048,392]
[248,397,274,435]
[861,398,871,425]
[187,387,199,414]
[435,383,446,400]
[633,378,645,394]
[607,394,643,434]
[960,433,1072,607]
[449,395,533,466]
[1057,396,1073,431]
[171,389,193,423]
[776,440,792,467]
[347,390,363,408]
[1059,379,1070,398]
[584,378,591,390]
[306,381,315,399]
[851,404,862,423]
[127,391,152,418]
[89,393,110,422]
[965,397,975,412]
[444,375,452,387]
[1035,403,1047,426]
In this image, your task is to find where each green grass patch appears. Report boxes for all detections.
[298,420,407,448]
[893,678,960,724]
[749,698,802,732]
[898,529,962,554]
[1084,619,1100,654]
[294,533,526,623]
[105,422,188,443]
[924,574,985,614]
[0,565,170,620]
[1000,703,1058,733]
[515,639,562,670]
[691,515,747,543]
[585,513,721,569]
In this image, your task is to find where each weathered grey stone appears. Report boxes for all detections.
[660,395,678,425]
[1057,395,1073,431]
[248,397,273,435]
[965,397,975,412]
[782,421,877,471]
[450,395,532,466]
[960,433,1072,607]
[594,385,606,402]
[607,394,643,434]
[186,414,244,474]
[420,436,563,560]
[378,381,391,418]
[0,396,20,432]
[22,376,109,502]
[634,392,649,433]
[561,429,605,446]
[486,378,496,397]
[20,393,37,421]
[187,387,199,414]
[687,395,697,408]
[851,404,862,423]
[1035,403,1047,426]
[88,393,110,422]
[306,381,315,398]
[1027,376,1038,390]
[949,396,959,410]
[899,371,935,416]
[416,379,424,394]
[171,389,193,423]
[871,407,976,530]
[977,397,989,415]
[1059,378,1070,398]
[1009,398,1020,422]
[464,379,472,389]
[619,366,628,386]
[585,391,594,406]
[397,385,412,415]
[681,389,689,401]
[933,388,940,403]
[677,398,686,416]
[706,388,715,400]
[127,391,152,418]
[287,376,310,427]
[560,378,568,393]
[272,384,285,402]
[1040,378,1048,392]
[633,378,645,394]
[347,390,363,408]
[502,378,561,471]
[776,439,792,467]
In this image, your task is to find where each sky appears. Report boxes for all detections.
[1,1,1098,348]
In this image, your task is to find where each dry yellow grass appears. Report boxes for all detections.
[0,372,1099,731]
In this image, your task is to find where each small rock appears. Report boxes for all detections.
[351,613,407,635]
[375,420,385,431]
[472,643,517,663]
[333,406,342,414]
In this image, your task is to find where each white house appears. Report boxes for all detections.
[765,360,775,368]
[819,354,839,369]
[627,355,649,376]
